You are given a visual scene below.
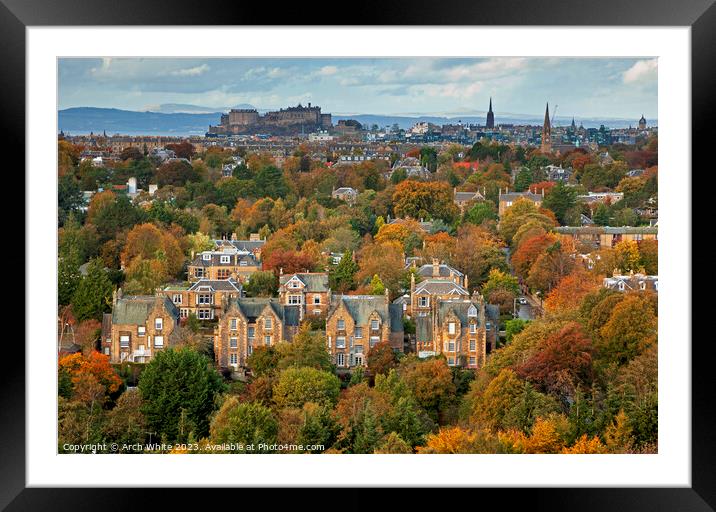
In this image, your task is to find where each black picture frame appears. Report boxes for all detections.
[3,0,710,508]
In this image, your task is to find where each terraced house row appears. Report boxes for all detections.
[103,262,497,373]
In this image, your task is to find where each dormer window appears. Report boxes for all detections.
[202,253,211,261]
[337,319,345,330]
[419,296,429,308]
[220,255,230,264]
[468,305,477,317]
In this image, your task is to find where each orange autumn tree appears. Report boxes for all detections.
[544,270,603,314]
[419,231,456,263]
[511,233,557,280]
[417,427,479,454]
[58,351,122,404]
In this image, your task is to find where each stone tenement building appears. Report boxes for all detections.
[208,103,332,135]
[278,272,331,321]
[102,290,180,363]
[161,278,243,320]
[325,292,404,370]
[414,294,489,369]
[214,298,301,370]
[187,248,261,283]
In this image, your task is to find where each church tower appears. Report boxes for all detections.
[541,102,552,153]
[638,114,647,130]
[486,97,495,129]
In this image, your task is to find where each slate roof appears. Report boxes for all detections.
[415,316,432,342]
[190,251,259,268]
[499,191,543,202]
[279,273,330,293]
[214,239,265,253]
[330,295,401,332]
[112,295,178,325]
[232,298,300,326]
[332,187,357,195]
[389,304,404,333]
[413,279,469,296]
[437,299,482,326]
[454,191,484,202]
[416,263,464,279]
[188,278,243,292]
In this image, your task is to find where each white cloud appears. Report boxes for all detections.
[623,59,657,83]
[170,64,210,77]
[318,65,338,76]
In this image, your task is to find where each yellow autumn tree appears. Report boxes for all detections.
[562,434,607,454]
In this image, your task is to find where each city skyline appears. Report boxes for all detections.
[58,57,658,119]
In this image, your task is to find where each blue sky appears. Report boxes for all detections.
[58,57,657,119]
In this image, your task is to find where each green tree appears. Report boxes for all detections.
[71,258,114,321]
[276,328,333,372]
[513,167,533,192]
[463,201,498,226]
[209,398,278,453]
[272,367,341,409]
[58,251,82,306]
[246,345,280,377]
[330,249,359,293]
[369,274,386,295]
[254,166,289,199]
[138,348,225,443]
[542,181,577,225]
[592,203,611,226]
[244,271,278,297]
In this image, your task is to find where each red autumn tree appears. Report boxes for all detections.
[516,322,594,396]
[263,249,316,275]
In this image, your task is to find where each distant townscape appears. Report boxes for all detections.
[57,93,658,456]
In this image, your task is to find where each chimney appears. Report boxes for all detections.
[279,267,284,276]
[112,288,118,307]
[432,258,440,277]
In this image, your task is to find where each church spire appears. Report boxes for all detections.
[486,97,495,129]
[543,102,551,129]
[541,102,552,153]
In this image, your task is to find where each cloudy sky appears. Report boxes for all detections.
[58,57,657,119]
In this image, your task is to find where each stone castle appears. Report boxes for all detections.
[208,102,332,135]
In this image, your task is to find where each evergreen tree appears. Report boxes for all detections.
[513,167,533,192]
[58,250,82,306]
[593,203,611,226]
[369,274,385,295]
[71,258,113,321]
[138,347,225,443]
[542,181,577,225]
[330,250,358,293]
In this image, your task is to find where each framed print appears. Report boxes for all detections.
[4,0,712,508]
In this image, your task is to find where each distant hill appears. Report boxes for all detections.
[59,107,223,136]
[58,107,651,136]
